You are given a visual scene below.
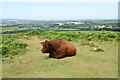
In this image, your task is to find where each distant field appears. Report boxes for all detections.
[93,20,117,24]
[75,27,91,28]
[1,27,28,32]
[2,27,19,32]
[1,27,93,33]
[59,28,79,30]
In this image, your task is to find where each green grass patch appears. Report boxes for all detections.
[1,27,28,33]
[2,36,118,78]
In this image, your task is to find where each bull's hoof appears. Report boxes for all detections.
[49,54,53,58]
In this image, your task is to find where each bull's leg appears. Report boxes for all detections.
[52,48,66,59]
[53,53,66,59]
[49,53,53,58]
[49,52,57,58]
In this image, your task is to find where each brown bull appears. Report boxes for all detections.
[41,40,76,59]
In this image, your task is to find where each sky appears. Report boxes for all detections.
[1,2,118,20]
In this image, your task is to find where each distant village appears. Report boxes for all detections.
[91,25,113,28]
[0,21,114,29]
[1,19,119,32]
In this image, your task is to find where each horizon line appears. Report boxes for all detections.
[1,18,118,21]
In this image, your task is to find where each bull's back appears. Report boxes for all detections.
[50,40,76,56]
[66,42,76,56]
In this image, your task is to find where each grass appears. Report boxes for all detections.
[2,36,118,78]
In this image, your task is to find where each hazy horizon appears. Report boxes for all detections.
[1,18,117,21]
[1,2,117,20]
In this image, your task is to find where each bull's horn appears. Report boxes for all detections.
[41,42,43,44]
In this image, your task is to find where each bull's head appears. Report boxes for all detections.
[41,40,52,53]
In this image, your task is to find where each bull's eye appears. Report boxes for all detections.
[44,45,48,48]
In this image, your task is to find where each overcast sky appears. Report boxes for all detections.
[1,2,118,20]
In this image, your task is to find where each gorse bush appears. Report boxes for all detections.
[85,31,120,41]
[25,30,40,36]
[16,30,120,41]
[1,35,28,57]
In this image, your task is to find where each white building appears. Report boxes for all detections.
[92,25,106,28]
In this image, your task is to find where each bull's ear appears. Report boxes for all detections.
[41,42,43,44]
[45,40,49,42]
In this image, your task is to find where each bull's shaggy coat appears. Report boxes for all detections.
[41,40,76,59]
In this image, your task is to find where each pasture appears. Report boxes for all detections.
[2,34,118,78]
[1,27,28,33]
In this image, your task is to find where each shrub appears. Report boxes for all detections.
[15,30,120,41]
[1,35,28,57]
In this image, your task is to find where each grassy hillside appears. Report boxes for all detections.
[2,35,118,78]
